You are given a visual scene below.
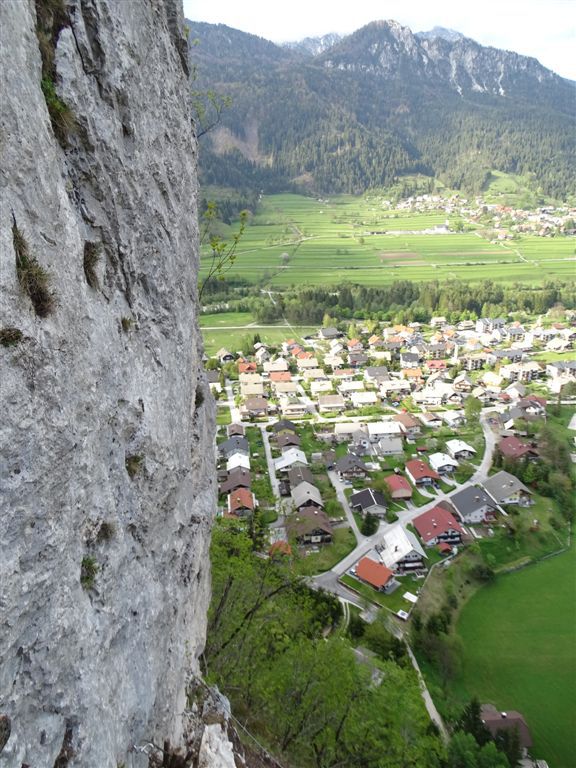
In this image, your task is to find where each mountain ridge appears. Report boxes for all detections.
[187,18,575,198]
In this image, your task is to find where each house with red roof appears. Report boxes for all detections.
[383,474,413,500]
[413,505,464,547]
[347,338,363,352]
[270,371,292,382]
[405,459,440,487]
[227,487,256,517]
[498,436,539,461]
[238,361,257,374]
[355,557,396,592]
[269,541,292,559]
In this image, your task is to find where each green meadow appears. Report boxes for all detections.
[199,193,575,288]
[451,544,576,768]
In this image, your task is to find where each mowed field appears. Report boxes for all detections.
[451,544,576,768]
[199,193,576,287]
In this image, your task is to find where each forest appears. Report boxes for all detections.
[202,278,576,327]
[205,520,521,768]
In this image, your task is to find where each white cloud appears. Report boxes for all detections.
[183,0,576,78]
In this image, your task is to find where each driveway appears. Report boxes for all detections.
[327,470,364,542]
[224,379,242,423]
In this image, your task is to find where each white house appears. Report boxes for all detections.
[377,525,427,573]
[376,435,404,456]
[367,421,403,442]
[482,471,533,506]
[226,452,251,472]
[445,440,476,460]
[351,391,378,408]
[338,380,366,394]
[263,358,289,373]
[274,448,308,473]
[311,380,333,396]
[442,410,465,428]
[334,422,367,442]
[429,453,459,474]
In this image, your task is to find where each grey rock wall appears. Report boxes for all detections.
[0,1,216,765]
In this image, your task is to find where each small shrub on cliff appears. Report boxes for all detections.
[97,521,115,542]
[80,556,98,590]
[120,316,133,333]
[35,0,76,147]
[13,221,54,317]
[125,454,143,479]
[40,76,76,145]
[0,328,23,347]
[83,242,101,289]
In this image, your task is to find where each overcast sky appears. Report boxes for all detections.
[182,0,576,79]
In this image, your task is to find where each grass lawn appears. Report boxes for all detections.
[450,543,576,768]
[298,425,329,456]
[199,311,255,327]
[454,462,475,484]
[411,487,433,507]
[478,494,567,571]
[292,526,356,576]
[245,427,275,506]
[340,573,423,613]
[216,406,232,425]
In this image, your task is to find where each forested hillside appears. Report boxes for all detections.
[187,20,575,199]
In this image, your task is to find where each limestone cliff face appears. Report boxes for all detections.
[0,1,216,765]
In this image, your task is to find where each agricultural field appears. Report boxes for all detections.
[451,543,576,768]
[199,311,255,327]
[199,193,576,288]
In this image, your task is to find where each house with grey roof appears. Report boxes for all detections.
[218,435,250,459]
[350,488,387,518]
[482,471,533,506]
[376,435,404,456]
[288,465,314,488]
[450,486,498,524]
[291,481,324,511]
[334,453,369,480]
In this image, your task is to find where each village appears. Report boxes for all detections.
[384,193,576,238]
[209,313,574,579]
[206,311,574,766]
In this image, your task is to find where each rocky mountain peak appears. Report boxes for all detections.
[283,32,342,56]
[416,26,464,43]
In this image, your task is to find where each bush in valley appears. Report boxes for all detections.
[360,511,379,535]
[470,563,496,583]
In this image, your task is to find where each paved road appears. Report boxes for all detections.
[259,424,281,502]
[223,381,241,423]
[406,645,449,741]
[471,412,496,484]
[327,470,364,543]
